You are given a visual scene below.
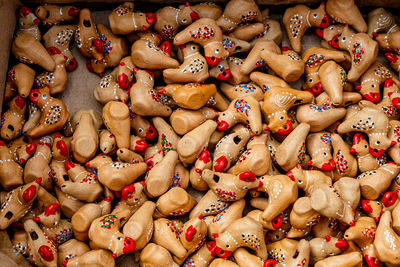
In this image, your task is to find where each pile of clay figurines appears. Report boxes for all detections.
[1,0,400,266]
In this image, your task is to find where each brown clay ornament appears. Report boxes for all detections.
[228,22,264,42]
[33,203,73,245]
[192,2,222,20]
[344,216,379,267]
[61,162,103,202]
[267,239,311,267]
[374,211,400,265]
[145,150,178,198]
[283,3,330,53]
[250,71,290,91]
[140,243,179,267]
[26,86,69,139]
[263,87,313,135]
[131,32,179,70]
[154,187,197,218]
[337,25,378,82]
[98,24,128,68]
[163,43,209,83]
[202,170,260,201]
[170,107,218,135]
[112,181,147,218]
[0,140,23,190]
[212,126,251,172]
[12,230,29,258]
[72,112,98,163]
[310,236,349,264]
[351,133,387,173]
[1,95,26,141]
[102,101,130,149]
[63,249,115,267]
[314,251,362,267]
[55,187,85,219]
[288,196,321,238]
[183,241,216,267]
[155,3,199,41]
[189,149,212,191]
[94,68,129,105]
[177,120,216,164]
[122,201,155,250]
[16,7,41,41]
[251,14,283,46]
[388,119,400,165]
[367,8,400,37]
[286,164,332,196]
[357,162,400,200]
[88,211,136,258]
[374,31,400,52]
[108,2,156,35]
[275,123,310,171]
[35,4,79,26]
[130,69,172,117]
[86,154,147,191]
[57,239,90,266]
[174,18,230,66]
[130,112,158,140]
[306,132,336,171]
[254,175,296,224]
[216,0,261,32]
[99,130,116,154]
[214,217,267,260]
[5,63,35,100]
[24,219,58,267]
[34,47,68,95]
[331,133,358,180]
[326,0,367,32]
[43,25,77,72]
[220,82,264,102]
[355,61,392,103]
[24,136,52,190]
[75,9,104,69]
[0,178,41,230]
[190,190,230,219]
[12,33,56,71]
[217,96,262,135]
[338,107,394,157]
[386,52,400,76]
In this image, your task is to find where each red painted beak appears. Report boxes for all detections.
[217,120,229,131]
[38,245,54,262]
[328,34,340,49]
[217,69,231,81]
[26,142,37,155]
[86,59,95,73]
[238,171,257,182]
[185,225,197,242]
[214,156,228,172]
[206,241,217,256]
[349,147,357,155]
[392,97,400,109]
[320,159,336,171]
[215,246,232,258]
[319,14,330,28]
[15,95,25,109]
[92,39,104,54]
[68,7,80,16]
[335,239,349,252]
[190,11,200,21]
[145,13,157,26]
[364,92,380,103]
[286,171,294,180]
[311,82,323,96]
[33,18,40,24]
[29,89,41,104]
[369,147,385,157]
[64,161,76,171]
[145,125,157,140]
[361,200,372,213]
[22,184,37,203]
[122,237,136,254]
[382,191,398,207]
[122,184,136,200]
[364,255,380,267]
[385,52,399,63]
[134,140,147,151]
[160,41,172,55]
[264,259,278,267]
[271,215,283,229]
[56,140,69,157]
[315,28,324,38]
[276,120,293,135]
[206,56,222,66]
[384,79,395,88]
[199,149,211,163]
[118,73,130,90]
[66,58,78,72]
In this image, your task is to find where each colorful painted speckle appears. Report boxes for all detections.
[222,38,235,49]
[335,150,348,175]
[234,99,251,116]
[297,142,306,164]
[100,34,112,53]
[305,54,324,67]
[115,5,128,16]
[190,26,215,39]
[320,133,331,144]
[100,215,117,229]
[352,43,364,65]
[161,134,175,154]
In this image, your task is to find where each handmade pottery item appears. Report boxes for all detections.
[35,4,79,26]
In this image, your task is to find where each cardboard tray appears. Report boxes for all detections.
[0,0,399,266]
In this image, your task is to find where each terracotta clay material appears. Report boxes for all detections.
[108,2,156,35]
[0,95,26,141]
[367,8,400,37]
[174,18,230,66]
[283,3,330,53]
[0,140,23,190]
[5,63,35,99]
[35,4,79,26]
[216,0,261,32]
[16,6,40,41]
